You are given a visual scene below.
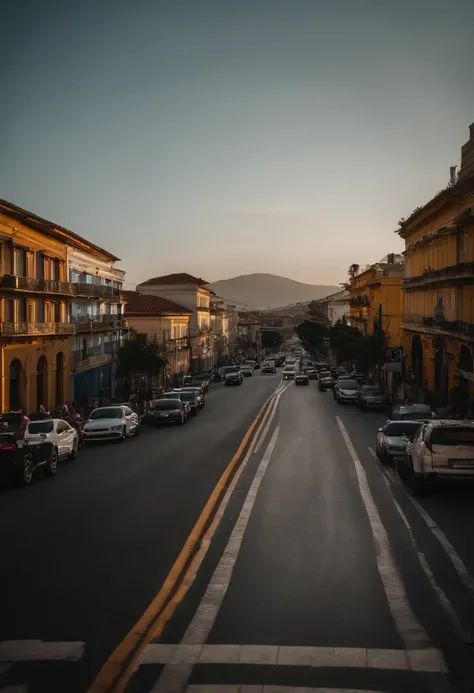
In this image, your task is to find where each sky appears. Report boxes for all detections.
[2,0,474,288]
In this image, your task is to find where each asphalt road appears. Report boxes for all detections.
[1,373,474,693]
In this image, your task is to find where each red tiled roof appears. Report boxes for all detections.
[138,272,210,287]
[121,291,191,315]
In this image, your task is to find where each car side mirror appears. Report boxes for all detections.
[377,428,383,433]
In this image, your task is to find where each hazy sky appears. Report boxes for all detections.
[2,0,473,287]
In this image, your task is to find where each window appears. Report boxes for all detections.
[27,300,35,323]
[14,247,26,276]
[5,299,15,322]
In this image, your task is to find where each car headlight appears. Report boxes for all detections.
[110,424,123,430]
[171,409,181,414]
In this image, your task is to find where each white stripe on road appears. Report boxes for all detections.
[139,643,446,672]
[150,428,281,693]
[0,640,85,662]
[336,418,432,650]
[253,384,289,454]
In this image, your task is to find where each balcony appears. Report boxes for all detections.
[70,314,128,331]
[401,314,474,339]
[196,305,210,312]
[0,321,75,337]
[74,282,120,299]
[350,295,370,307]
[166,337,189,350]
[1,274,75,295]
[72,341,121,371]
[402,262,474,290]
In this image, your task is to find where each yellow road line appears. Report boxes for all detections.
[87,391,276,693]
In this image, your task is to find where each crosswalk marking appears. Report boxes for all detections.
[0,640,85,662]
[137,644,447,673]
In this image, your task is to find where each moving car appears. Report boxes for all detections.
[262,364,277,374]
[146,399,189,425]
[390,403,437,421]
[315,362,329,371]
[0,412,58,485]
[225,370,243,386]
[282,366,296,380]
[26,418,79,460]
[357,386,390,410]
[83,406,140,443]
[318,371,335,390]
[219,365,241,379]
[303,366,318,379]
[376,420,422,464]
[401,420,474,494]
[334,378,360,403]
[295,373,309,385]
[240,365,254,377]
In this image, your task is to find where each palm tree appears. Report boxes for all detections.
[348,263,360,277]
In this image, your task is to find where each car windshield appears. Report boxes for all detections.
[152,400,181,410]
[220,366,239,375]
[90,408,123,420]
[400,409,433,420]
[179,392,195,401]
[320,373,332,379]
[28,421,55,434]
[385,422,421,437]
[431,428,474,446]
[340,380,358,389]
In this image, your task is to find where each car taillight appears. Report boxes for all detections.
[0,443,17,450]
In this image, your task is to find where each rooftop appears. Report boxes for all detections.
[121,290,191,315]
[0,199,120,262]
[138,272,210,287]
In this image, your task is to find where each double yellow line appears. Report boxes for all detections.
[88,388,279,693]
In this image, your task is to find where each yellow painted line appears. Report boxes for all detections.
[87,391,276,693]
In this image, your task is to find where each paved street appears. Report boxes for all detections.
[2,376,474,693]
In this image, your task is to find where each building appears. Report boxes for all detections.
[349,255,404,346]
[68,247,128,402]
[237,313,262,357]
[0,199,125,413]
[315,289,350,325]
[136,273,216,371]
[398,123,474,411]
[210,297,230,360]
[121,291,191,381]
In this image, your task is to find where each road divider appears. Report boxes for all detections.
[88,381,287,693]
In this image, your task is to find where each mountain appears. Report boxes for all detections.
[207,273,338,309]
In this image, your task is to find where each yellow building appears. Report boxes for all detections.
[349,256,403,347]
[398,123,474,411]
[122,291,191,378]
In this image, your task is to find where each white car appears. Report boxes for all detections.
[401,419,474,494]
[83,405,140,443]
[282,366,296,380]
[26,418,79,460]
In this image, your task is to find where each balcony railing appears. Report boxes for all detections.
[196,305,210,312]
[74,282,120,298]
[0,321,75,337]
[166,337,189,349]
[403,262,474,289]
[70,314,127,331]
[1,274,75,295]
[72,341,122,368]
[350,295,370,307]
[402,314,474,337]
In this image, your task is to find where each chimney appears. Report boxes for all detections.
[458,122,474,181]
[387,253,395,264]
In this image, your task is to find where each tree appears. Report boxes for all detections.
[261,330,283,349]
[117,333,167,379]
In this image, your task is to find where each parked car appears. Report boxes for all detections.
[180,387,205,409]
[219,365,241,379]
[262,364,277,374]
[240,365,254,377]
[334,378,360,403]
[390,403,437,421]
[172,389,200,416]
[146,398,189,425]
[357,386,390,410]
[0,412,58,485]
[244,359,258,370]
[376,420,422,464]
[295,373,309,386]
[331,367,346,378]
[190,373,211,392]
[315,362,329,371]
[318,371,335,390]
[26,418,79,460]
[282,366,296,380]
[225,370,243,386]
[352,372,368,384]
[400,420,474,494]
[83,406,140,443]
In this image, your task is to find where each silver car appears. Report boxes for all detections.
[376,420,422,464]
[334,378,360,403]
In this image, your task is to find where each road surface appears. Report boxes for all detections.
[1,373,474,693]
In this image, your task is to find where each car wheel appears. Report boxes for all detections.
[46,449,58,477]
[70,439,78,459]
[20,454,34,485]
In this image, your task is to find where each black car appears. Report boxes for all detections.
[262,364,277,374]
[173,389,199,416]
[318,371,335,390]
[303,366,318,379]
[189,373,211,392]
[225,370,243,386]
[146,399,189,425]
[357,386,390,410]
[390,403,437,421]
[180,387,205,408]
[295,373,309,386]
[219,365,240,378]
[0,412,58,486]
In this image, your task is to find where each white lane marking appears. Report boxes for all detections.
[0,640,85,662]
[253,384,289,454]
[140,643,446,672]
[186,688,386,693]
[150,428,281,693]
[404,494,474,596]
[335,417,432,650]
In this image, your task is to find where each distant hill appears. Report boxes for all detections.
[208,273,338,309]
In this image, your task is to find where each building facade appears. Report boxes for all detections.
[122,291,191,381]
[210,297,230,361]
[399,123,474,412]
[135,273,216,371]
[68,247,128,403]
[316,289,350,325]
